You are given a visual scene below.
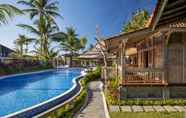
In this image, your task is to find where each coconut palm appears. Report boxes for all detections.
[0,4,22,25]
[52,27,87,67]
[14,35,34,56]
[14,35,26,56]
[17,17,59,59]
[17,0,61,27]
[17,0,61,60]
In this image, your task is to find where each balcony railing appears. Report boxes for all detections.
[123,68,168,86]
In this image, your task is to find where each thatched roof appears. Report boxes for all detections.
[79,41,116,60]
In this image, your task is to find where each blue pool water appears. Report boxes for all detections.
[0,68,82,116]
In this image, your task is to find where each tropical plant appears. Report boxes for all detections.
[0,4,22,25]
[52,27,87,67]
[14,35,34,56]
[122,10,150,33]
[17,0,61,22]
[17,0,61,60]
[18,17,59,59]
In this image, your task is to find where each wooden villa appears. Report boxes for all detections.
[103,0,186,99]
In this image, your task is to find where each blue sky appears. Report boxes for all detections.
[0,0,157,50]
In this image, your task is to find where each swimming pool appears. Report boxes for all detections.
[0,68,83,117]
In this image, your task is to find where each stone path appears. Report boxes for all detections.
[110,105,186,112]
[76,81,107,118]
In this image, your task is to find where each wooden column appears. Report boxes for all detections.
[120,39,128,84]
[119,39,128,100]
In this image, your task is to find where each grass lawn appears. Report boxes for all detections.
[110,112,184,118]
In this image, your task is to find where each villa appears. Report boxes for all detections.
[103,0,186,99]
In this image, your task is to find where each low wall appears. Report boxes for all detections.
[121,86,186,99]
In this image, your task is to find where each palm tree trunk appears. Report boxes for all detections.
[69,55,72,67]
[20,45,23,56]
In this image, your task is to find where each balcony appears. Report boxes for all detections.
[123,68,168,86]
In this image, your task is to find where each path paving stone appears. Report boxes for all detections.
[164,106,177,112]
[121,106,132,112]
[153,106,166,112]
[174,106,186,112]
[109,105,120,112]
[77,81,106,118]
[132,106,144,112]
[143,106,154,112]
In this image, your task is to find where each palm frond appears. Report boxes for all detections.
[17,24,40,36]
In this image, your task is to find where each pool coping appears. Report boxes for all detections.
[2,68,85,118]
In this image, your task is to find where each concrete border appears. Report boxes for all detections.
[101,82,110,118]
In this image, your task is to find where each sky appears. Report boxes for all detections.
[0,0,157,50]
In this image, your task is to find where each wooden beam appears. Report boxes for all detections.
[152,0,169,31]
[158,15,186,26]
[162,4,186,16]
[165,0,186,10]
[160,10,186,21]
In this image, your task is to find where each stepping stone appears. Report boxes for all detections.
[164,106,177,112]
[121,106,132,112]
[143,106,154,112]
[174,106,186,112]
[132,106,144,112]
[109,105,120,112]
[153,106,165,112]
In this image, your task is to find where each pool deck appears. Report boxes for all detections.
[76,81,108,118]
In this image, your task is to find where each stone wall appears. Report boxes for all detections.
[120,86,186,99]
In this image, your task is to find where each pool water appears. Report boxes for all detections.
[0,68,82,116]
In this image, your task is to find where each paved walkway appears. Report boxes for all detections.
[110,105,186,112]
[76,81,107,118]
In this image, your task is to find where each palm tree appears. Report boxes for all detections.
[53,27,87,67]
[17,17,59,60]
[17,0,61,23]
[17,0,61,60]
[13,35,34,57]
[0,4,22,25]
[14,35,26,56]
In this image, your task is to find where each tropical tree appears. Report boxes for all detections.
[52,27,87,67]
[18,17,59,59]
[0,4,22,25]
[17,0,61,22]
[122,10,150,33]
[13,35,34,57]
[17,0,61,60]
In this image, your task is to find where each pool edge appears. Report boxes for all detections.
[3,68,85,118]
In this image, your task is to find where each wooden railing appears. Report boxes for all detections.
[123,68,168,85]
